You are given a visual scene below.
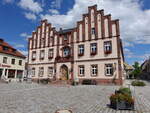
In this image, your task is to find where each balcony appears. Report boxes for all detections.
[55,55,73,62]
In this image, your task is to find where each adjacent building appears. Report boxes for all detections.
[0,39,26,81]
[140,58,150,80]
[28,5,125,85]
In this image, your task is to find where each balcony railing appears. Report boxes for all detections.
[55,55,73,62]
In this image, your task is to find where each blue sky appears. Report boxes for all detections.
[0,0,150,65]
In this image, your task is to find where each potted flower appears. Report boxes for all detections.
[110,88,134,110]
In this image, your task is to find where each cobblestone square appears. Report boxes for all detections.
[0,82,149,113]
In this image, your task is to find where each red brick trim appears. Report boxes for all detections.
[79,78,122,85]
[88,7,91,41]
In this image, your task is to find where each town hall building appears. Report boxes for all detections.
[28,5,125,85]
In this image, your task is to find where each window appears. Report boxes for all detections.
[78,45,84,56]
[40,50,45,60]
[63,48,70,57]
[41,38,45,46]
[64,35,68,41]
[104,41,112,54]
[11,59,15,64]
[32,51,36,60]
[3,57,7,64]
[39,67,44,76]
[91,28,96,35]
[78,65,84,76]
[19,60,22,65]
[3,46,9,51]
[105,64,113,76]
[32,68,35,76]
[48,67,53,77]
[91,65,98,76]
[12,49,16,52]
[90,43,97,55]
[48,49,53,59]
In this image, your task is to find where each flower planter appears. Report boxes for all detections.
[110,100,134,110]
[110,88,134,110]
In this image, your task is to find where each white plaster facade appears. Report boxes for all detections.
[0,49,26,81]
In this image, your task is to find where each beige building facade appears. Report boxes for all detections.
[0,39,26,82]
[28,5,124,85]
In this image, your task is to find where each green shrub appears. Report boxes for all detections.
[131,80,146,86]
[110,93,134,104]
[118,87,131,96]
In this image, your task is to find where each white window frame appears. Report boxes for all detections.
[91,43,97,53]
[79,65,84,76]
[78,45,84,55]
[91,65,98,76]
[32,51,36,59]
[104,41,112,52]
[105,64,113,76]
[32,68,35,76]
[64,35,68,41]
[19,60,22,66]
[48,49,53,58]
[91,28,96,35]
[41,38,44,47]
[40,50,45,59]
[3,57,7,64]
[39,67,44,76]
[64,48,70,57]
[48,67,53,77]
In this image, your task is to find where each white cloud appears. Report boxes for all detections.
[50,0,63,9]
[49,9,59,15]
[2,0,14,4]
[124,48,134,58]
[19,50,28,56]
[24,12,37,20]
[41,0,150,46]
[18,0,43,13]
[124,48,150,64]
[14,44,25,48]
[20,32,31,38]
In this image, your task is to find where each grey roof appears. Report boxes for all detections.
[59,28,74,34]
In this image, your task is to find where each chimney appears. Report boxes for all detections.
[59,28,63,31]
[0,38,4,43]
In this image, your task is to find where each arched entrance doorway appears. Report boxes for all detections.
[60,65,68,80]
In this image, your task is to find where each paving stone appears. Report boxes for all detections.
[0,82,150,113]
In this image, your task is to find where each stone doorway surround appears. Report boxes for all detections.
[60,64,69,80]
[55,109,72,113]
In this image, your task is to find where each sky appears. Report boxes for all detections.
[0,0,150,65]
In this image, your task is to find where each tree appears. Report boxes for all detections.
[131,62,141,79]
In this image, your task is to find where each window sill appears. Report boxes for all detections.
[90,52,97,56]
[91,74,98,77]
[32,58,36,61]
[78,75,85,77]
[104,51,112,54]
[78,53,84,57]
[40,58,44,60]
[48,57,53,59]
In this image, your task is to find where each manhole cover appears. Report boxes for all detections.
[55,109,72,113]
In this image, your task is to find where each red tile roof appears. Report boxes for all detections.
[0,39,26,58]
